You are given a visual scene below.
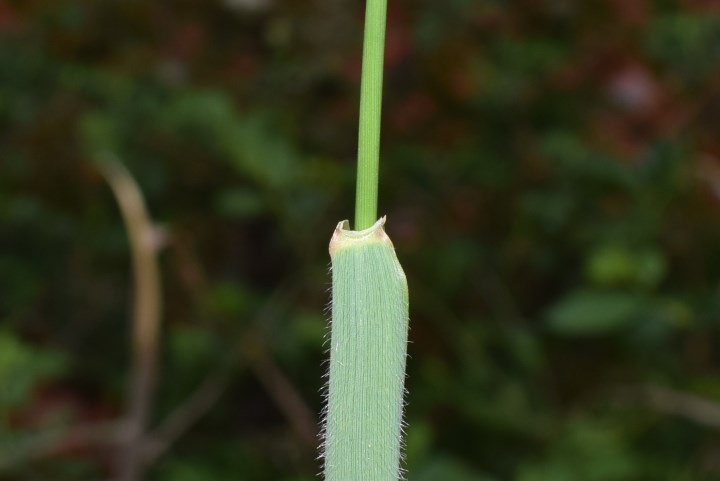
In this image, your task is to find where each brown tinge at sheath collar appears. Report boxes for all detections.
[329,216,393,255]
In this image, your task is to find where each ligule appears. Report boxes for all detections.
[323,216,409,481]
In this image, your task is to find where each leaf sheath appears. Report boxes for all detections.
[324,217,409,481]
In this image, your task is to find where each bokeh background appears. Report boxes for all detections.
[3,0,720,479]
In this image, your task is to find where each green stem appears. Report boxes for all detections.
[355,0,388,230]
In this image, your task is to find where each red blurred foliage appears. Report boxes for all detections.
[10,382,119,470]
[608,0,650,24]
[0,0,21,31]
[388,91,436,134]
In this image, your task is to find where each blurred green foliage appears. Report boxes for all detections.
[2,0,720,480]
[0,331,65,410]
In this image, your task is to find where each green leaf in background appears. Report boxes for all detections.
[168,326,219,371]
[546,290,643,337]
[215,188,266,218]
[411,455,498,481]
[585,246,667,288]
[517,418,641,481]
[157,458,221,481]
[0,331,65,410]
[201,282,254,318]
[0,256,41,320]
[79,111,120,157]
[156,441,269,481]
[646,13,720,82]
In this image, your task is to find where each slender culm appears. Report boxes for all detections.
[323,217,409,481]
[355,0,388,230]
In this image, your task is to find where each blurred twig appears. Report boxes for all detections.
[137,236,317,462]
[138,282,292,464]
[170,236,319,446]
[141,324,318,464]
[98,158,163,481]
[616,384,720,429]
[0,162,318,473]
[242,329,318,445]
[0,421,129,470]
[142,362,238,463]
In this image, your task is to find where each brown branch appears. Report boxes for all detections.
[242,330,318,445]
[616,384,720,429]
[99,158,163,481]
[142,365,237,463]
[136,279,316,466]
[170,239,320,446]
[1,164,317,474]
[0,421,129,470]
[137,329,318,465]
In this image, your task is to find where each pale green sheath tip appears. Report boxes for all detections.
[324,216,410,481]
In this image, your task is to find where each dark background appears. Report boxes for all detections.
[2,0,720,479]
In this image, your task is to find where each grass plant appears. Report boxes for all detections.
[322,1,410,480]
